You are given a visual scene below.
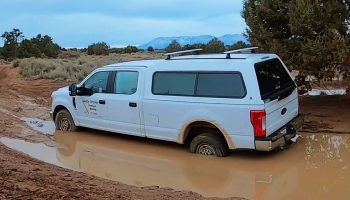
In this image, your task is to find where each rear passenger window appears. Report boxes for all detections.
[115,71,139,95]
[152,72,196,95]
[152,72,246,98]
[196,73,246,98]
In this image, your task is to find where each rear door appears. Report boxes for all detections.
[105,70,142,136]
[254,58,299,136]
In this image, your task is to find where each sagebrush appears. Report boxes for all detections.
[18,52,162,81]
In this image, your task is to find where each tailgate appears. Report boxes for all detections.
[254,57,299,136]
[265,89,299,136]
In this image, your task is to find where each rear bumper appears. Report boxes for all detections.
[255,114,304,151]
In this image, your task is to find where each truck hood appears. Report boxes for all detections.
[52,86,69,96]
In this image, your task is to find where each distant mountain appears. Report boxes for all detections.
[138,34,248,50]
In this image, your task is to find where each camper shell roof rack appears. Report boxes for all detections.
[224,47,259,59]
[164,47,259,60]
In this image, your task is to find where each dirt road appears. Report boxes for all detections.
[0,64,349,199]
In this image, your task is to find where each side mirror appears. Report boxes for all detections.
[69,83,77,96]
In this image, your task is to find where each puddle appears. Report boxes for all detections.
[1,131,350,199]
[307,88,347,96]
[0,138,64,168]
[21,117,56,135]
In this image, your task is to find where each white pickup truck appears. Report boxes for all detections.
[51,48,303,157]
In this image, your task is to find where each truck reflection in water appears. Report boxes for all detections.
[54,130,350,200]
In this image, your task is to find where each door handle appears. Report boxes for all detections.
[99,100,106,105]
[129,102,137,107]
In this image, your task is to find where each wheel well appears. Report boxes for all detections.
[53,105,68,121]
[183,121,229,147]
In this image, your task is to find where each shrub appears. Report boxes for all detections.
[18,34,61,59]
[12,60,19,68]
[203,38,225,53]
[17,52,163,81]
[147,46,154,52]
[124,46,139,53]
[0,59,10,65]
[58,50,80,59]
[87,42,110,55]
[165,40,182,53]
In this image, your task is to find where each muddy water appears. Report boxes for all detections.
[1,131,350,200]
[21,117,56,135]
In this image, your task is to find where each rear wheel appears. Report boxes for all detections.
[55,109,77,132]
[190,131,230,157]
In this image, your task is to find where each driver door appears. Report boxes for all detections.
[75,71,112,130]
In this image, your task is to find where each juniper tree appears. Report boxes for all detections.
[1,28,24,60]
[165,40,182,53]
[242,0,350,80]
[203,37,225,53]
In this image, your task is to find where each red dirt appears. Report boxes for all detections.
[300,95,350,133]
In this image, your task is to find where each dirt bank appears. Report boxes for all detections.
[300,95,350,133]
[0,64,349,199]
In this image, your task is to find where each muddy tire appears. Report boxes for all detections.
[55,109,77,132]
[190,131,230,157]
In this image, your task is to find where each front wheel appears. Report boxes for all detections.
[190,131,230,157]
[55,109,77,132]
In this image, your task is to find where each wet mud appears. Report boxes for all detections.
[1,130,349,199]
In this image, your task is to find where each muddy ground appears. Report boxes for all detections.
[0,64,349,199]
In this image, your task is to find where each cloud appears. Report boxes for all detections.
[0,0,246,47]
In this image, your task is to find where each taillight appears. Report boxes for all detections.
[250,110,266,138]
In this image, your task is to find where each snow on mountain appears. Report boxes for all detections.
[139,34,248,50]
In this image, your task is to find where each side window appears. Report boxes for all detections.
[115,71,139,95]
[83,71,109,93]
[152,72,196,96]
[196,73,246,98]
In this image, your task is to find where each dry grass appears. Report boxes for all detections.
[17,52,163,81]
[0,59,10,65]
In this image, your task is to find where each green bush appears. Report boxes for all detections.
[124,46,139,53]
[147,46,154,52]
[203,38,225,53]
[226,41,250,51]
[18,34,61,59]
[165,40,182,53]
[87,42,110,55]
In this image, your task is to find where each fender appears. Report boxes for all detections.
[176,109,236,149]
[52,96,79,125]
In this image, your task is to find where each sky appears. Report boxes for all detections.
[0,0,247,48]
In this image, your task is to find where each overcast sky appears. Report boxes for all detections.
[0,0,246,47]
